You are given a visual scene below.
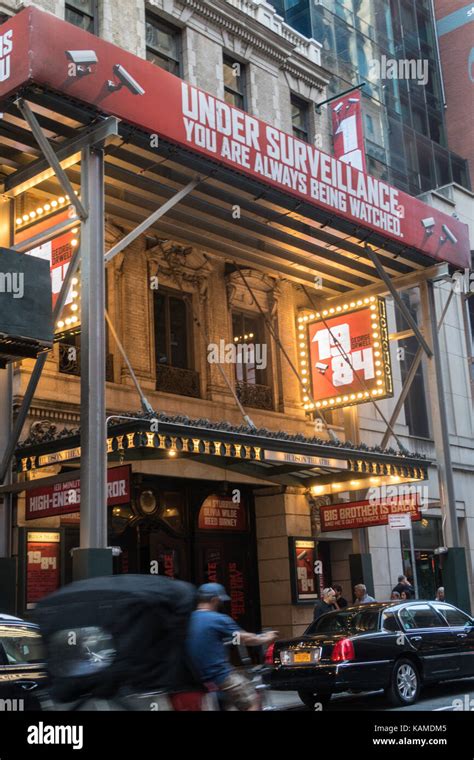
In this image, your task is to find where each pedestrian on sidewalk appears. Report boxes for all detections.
[353,584,375,604]
[313,588,337,621]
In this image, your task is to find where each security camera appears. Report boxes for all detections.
[108,64,145,95]
[440,224,458,245]
[65,50,98,76]
[421,217,435,235]
[333,102,343,113]
[316,362,328,374]
[433,546,448,555]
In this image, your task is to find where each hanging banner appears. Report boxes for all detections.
[0,8,469,268]
[25,465,131,519]
[198,494,246,531]
[331,90,366,172]
[297,296,393,411]
[320,494,421,532]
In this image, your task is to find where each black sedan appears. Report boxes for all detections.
[0,613,46,710]
[264,601,474,708]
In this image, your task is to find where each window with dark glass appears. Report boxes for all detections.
[146,14,181,76]
[291,95,310,141]
[223,56,246,109]
[154,291,190,369]
[232,312,266,385]
[433,604,472,627]
[65,0,98,34]
[395,290,430,438]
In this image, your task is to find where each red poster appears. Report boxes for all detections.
[198,494,246,531]
[0,8,469,268]
[25,465,131,519]
[292,539,317,601]
[320,494,421,532]
[331,90,366,172]
[26,230,77,308]
[228,560,246,621]
[301,298,393,410]
[26,532,60,605]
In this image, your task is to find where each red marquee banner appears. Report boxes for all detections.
[0,8,469,268]
[320,494,421,532]
[25,465,131,519]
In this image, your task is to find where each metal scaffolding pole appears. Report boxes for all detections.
[423,281,460,547]
[72,146,111,580]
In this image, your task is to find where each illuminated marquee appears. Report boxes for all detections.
[297,296,393,411]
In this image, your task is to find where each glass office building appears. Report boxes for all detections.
[272,0,470,195]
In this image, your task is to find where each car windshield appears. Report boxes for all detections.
[305,608,380,635]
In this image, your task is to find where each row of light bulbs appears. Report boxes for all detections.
[15,192,80,228]
[57,228,80,330]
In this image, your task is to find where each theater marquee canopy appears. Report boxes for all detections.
[0,7,469,301]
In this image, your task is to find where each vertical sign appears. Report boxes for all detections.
[331,90,367,172]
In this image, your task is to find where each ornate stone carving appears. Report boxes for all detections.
[225,268,279,313]
[147,240,211,303]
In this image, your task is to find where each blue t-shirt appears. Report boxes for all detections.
[187,609,241,686]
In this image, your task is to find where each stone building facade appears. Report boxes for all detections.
[5,0,474,635]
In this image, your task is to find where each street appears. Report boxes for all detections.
[269,678,474,711]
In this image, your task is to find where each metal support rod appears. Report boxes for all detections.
[316,83,366,112]
[408,524,419,598]
[80,146,107,549]
[15,98,88,221]
[235,265,337,442]
[380,286,456,449]
[425,280,460,547]
[0,240,82,484]
[365,247,433,358]
[104,178,202,264]
[381,346,423,450]
[105,310,154,415]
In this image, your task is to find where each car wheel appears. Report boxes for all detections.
[297,690,332,709]
[386,658,420,706]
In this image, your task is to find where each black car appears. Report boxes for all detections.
[0,614,46,710]
[265,601,474,708]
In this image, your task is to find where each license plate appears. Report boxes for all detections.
[293,652,311,663]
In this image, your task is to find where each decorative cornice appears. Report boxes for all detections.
[181,0,324,74]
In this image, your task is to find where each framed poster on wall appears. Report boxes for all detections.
[18,528,61,612]
[288,537,319,605]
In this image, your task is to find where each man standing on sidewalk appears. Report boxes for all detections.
[187,583,278,711]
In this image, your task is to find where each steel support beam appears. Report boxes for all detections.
[104,177,202,264]
[421,281,460,547]
[365,246,433,358]
[12,216,78,253]
[15,98,88,220]
[380,287,456,449]
[78,146,107,552]
[3,117,120,195]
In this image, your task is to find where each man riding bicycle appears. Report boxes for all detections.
[187,583,278,711]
